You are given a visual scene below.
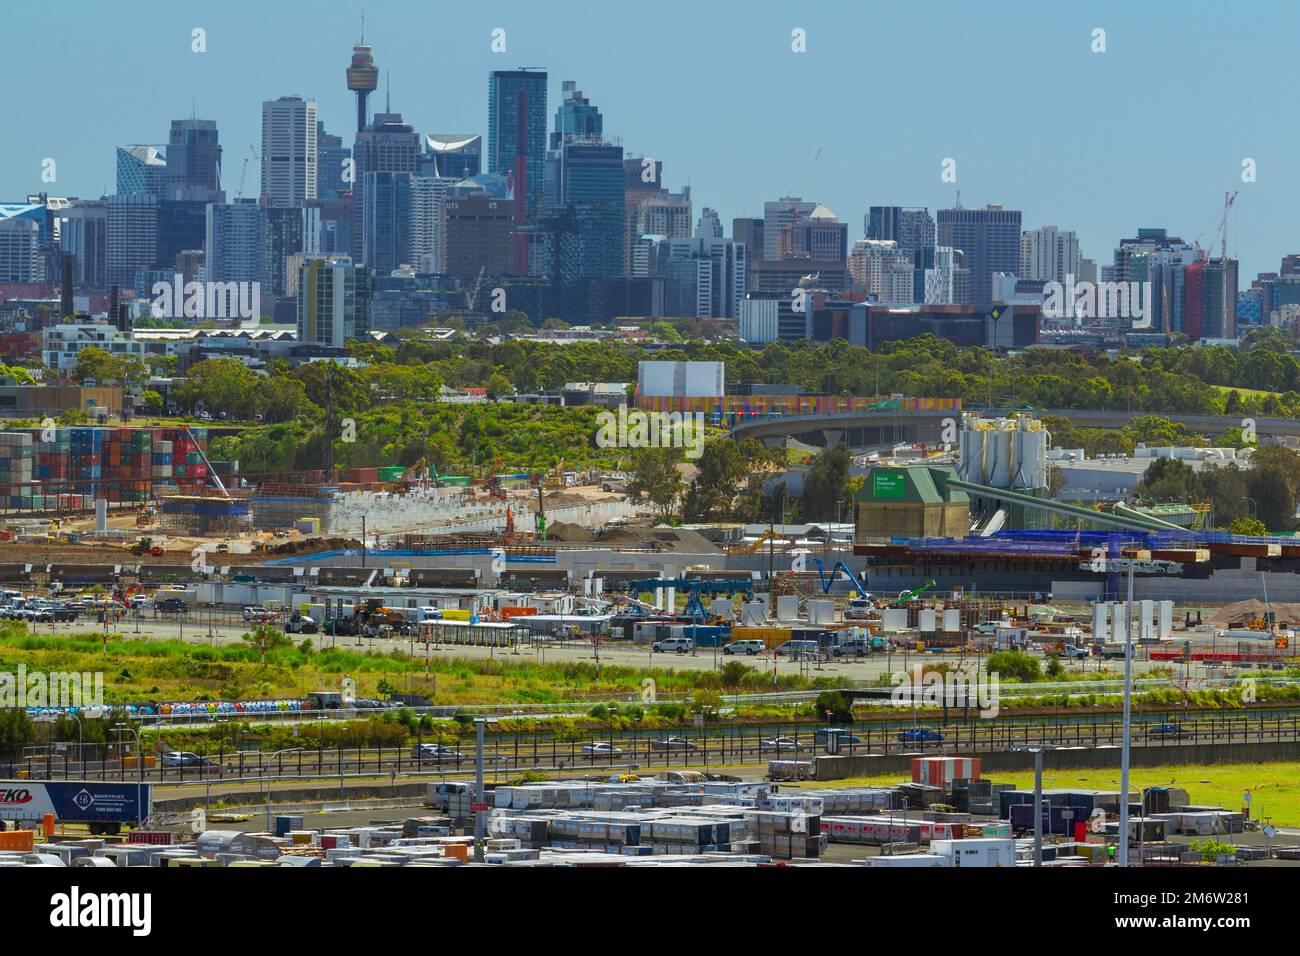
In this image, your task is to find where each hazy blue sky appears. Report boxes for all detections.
[4,0,1287,278]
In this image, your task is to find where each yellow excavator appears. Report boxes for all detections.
[739,529,797,554]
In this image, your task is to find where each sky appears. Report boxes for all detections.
[3,0,1289,279]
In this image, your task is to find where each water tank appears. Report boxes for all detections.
[1140,600,1155,642]
[961,420,986,484]
[1014,422,1048,490]
[942,609,961,633]
[808,599,835,626]
[1158,600,1174,640]
[1092,603,1109,642]
[987,424,1014,488]
[882,608,909,632]
[776,594,799,621]
[918,609,937,632]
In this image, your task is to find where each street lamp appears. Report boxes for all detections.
[256,748,303,833]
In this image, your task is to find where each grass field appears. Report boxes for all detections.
[1212,384,1284,399]
[794,762,1300,826]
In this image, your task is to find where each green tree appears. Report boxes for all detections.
[629,447,684,520]
[802,443,852,521]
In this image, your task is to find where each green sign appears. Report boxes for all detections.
[873,471,906,500]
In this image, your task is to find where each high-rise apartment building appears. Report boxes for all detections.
[261,96,318,206]
[488,69,548,219]
[205,199,268,287]
[60,200,108,290]
[297,256,372,347]
[351,112,420,264]
[1019,225,1080,283]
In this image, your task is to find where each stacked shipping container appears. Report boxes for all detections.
[0,426,210,511]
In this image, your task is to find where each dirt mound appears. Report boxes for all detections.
[544,521,595,543]
[264,536,361,557]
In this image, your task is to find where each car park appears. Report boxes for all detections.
[722,639,764,656]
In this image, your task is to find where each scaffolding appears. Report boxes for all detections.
[251,480,336,532]
[159,494,253,536]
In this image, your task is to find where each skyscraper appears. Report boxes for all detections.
[116,146,167,198]
[936,203,1021,305]
[316,122,350,198]
[362,171,413,276]
[550,81,603,148]
[422,134,482,179]
[488,69,548,220]
[437,195,516,279]
[865,206,935,259]
[351,112,420,264]
[1019,226,1080,284]
[105,193,158,287]
[205,199,268,289]
[60,200,108,290]
[261,96,318,206]
[164,119,223,202]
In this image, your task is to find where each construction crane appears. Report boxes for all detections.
[466,265,487,313]
[1192,190,1239,263]
[236,145,259,201]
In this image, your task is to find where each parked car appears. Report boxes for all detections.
[1060,646,1089,660]
[722,639,764,656]
[759,736,803,752]
[155,597,188,614]
[775,639,820,658]
[580,742,624,757]
[242,606,278,623]
[832,639,872,658]
[650,736,698,752]
[415,744,466,764]
[898,726,945,744]
[51,606,79,622]
[651,637,694,654]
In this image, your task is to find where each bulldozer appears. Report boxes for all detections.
[129,536,165,557]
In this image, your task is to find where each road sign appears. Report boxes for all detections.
[1264,825,1277,839]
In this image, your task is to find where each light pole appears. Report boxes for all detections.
[1013,745,1044,866]
[473,716,498,863]
[1118,560,1135,867]
[258,748,302,833]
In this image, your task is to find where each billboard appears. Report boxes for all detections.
[872,471,906,500]
[0,780,151,823]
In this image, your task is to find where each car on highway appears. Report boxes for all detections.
[650,736,698,752]
[722,639,764,656]
[155,597,189,614]
[898,726,945,745]
[580,742,625,757]
[651,637,694,654]
[758,736,804,752]
[415,744,467,764]
[161,751,214,768]
[1147,722,1185,738]
[814,728,862,745]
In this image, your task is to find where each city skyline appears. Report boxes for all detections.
[3,0,1292,280]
